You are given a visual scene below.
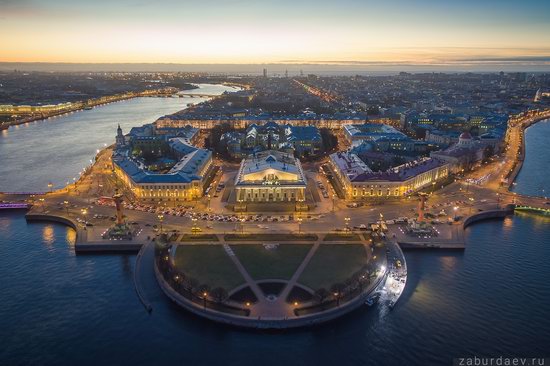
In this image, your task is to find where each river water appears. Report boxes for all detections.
[512,118,550,197]
[0,83,235,192]
[1,98,549,366]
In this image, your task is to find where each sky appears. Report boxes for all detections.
[1,0,550,67]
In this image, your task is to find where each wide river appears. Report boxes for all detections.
[1,104,549,365]
[0,83,236,192]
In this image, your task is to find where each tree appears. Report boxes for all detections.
[198,284,210,296]
[320,128,338,153]
[184,277,199,294]
[211,287,229,303]
[314,288,330,303]
[483,145,495,162]
[330,283,346,296]
[208,123,234,158]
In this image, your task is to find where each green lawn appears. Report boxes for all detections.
[224,233,318,241]
[173,245,244,291]
[180,234,219,242]
[323,233,362,241]
[298,244,368,291]
[231,244,312,280]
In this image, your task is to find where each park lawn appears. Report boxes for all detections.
[323,233,362,241]
[173,245,244,291]
[224,233,318,241]
[298,244,368,291]
[231,244,312,280]
[180,234,219,242]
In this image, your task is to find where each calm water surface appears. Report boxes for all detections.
[0,98,549,366]
[512,118,550,197]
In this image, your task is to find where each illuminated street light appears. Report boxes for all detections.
[191,217,198,235]
[47,182,53,193]
[344,217,351,231]
[81,208,88,229]
[453,206,459,220]
[158,214,164,233]
[297,217,302,234]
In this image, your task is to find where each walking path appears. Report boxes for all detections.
[278,242,320,302]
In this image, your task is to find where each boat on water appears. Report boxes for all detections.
[0,122,9,130]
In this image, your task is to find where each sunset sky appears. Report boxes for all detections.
[1,0,550,66]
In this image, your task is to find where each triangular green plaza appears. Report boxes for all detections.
[298,244,368,291]
[230,244,313,281]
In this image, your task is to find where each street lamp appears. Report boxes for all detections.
[297,217,302,234]
[39,198,45,212]
[240,217,246,234]
[207,194,211,212]
[344,217,351,232]
[332,194,335,212]
[453,206,459,220]
[63,200,69,216]
[47,182,53,193]
[81,208,88,229]
[191,217,197,235]
[158,214,164,233]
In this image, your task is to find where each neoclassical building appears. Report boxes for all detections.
[112,127,213,203]
[234,150,307,203]
[329,152,449,200]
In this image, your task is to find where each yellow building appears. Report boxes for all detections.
[113,148,213,203]
[234,150,307,203]
[330,153,449,200]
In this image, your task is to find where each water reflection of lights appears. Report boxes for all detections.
[440,255,459,271]
[66,228,77,248]
[42,225,55,247]
[502,216,514,231]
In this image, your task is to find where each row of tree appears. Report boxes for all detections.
[313,266,373,305]
[156,245,229,304]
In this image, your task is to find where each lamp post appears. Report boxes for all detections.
[47,182,53,193]
[344,217,351,232]
[297,217,302,234]
[158,214,164,234]
[207,194,211,212]
[453,206,458,221]
[332,194,335,212]
[81,208,88,229]
[496,193,500,209]
[63,200,69,216]
[191,217,197,235]
[202,291,208,309]
[240,217,246,234]
[39,198,45,212]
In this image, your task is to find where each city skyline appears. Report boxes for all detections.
[1,0,550,67]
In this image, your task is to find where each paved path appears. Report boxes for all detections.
[222,244,267,316]
[278,242,320,301]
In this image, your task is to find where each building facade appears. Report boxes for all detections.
[234,150,307,203]
[329,152,449,200]
[112,127,213,203]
